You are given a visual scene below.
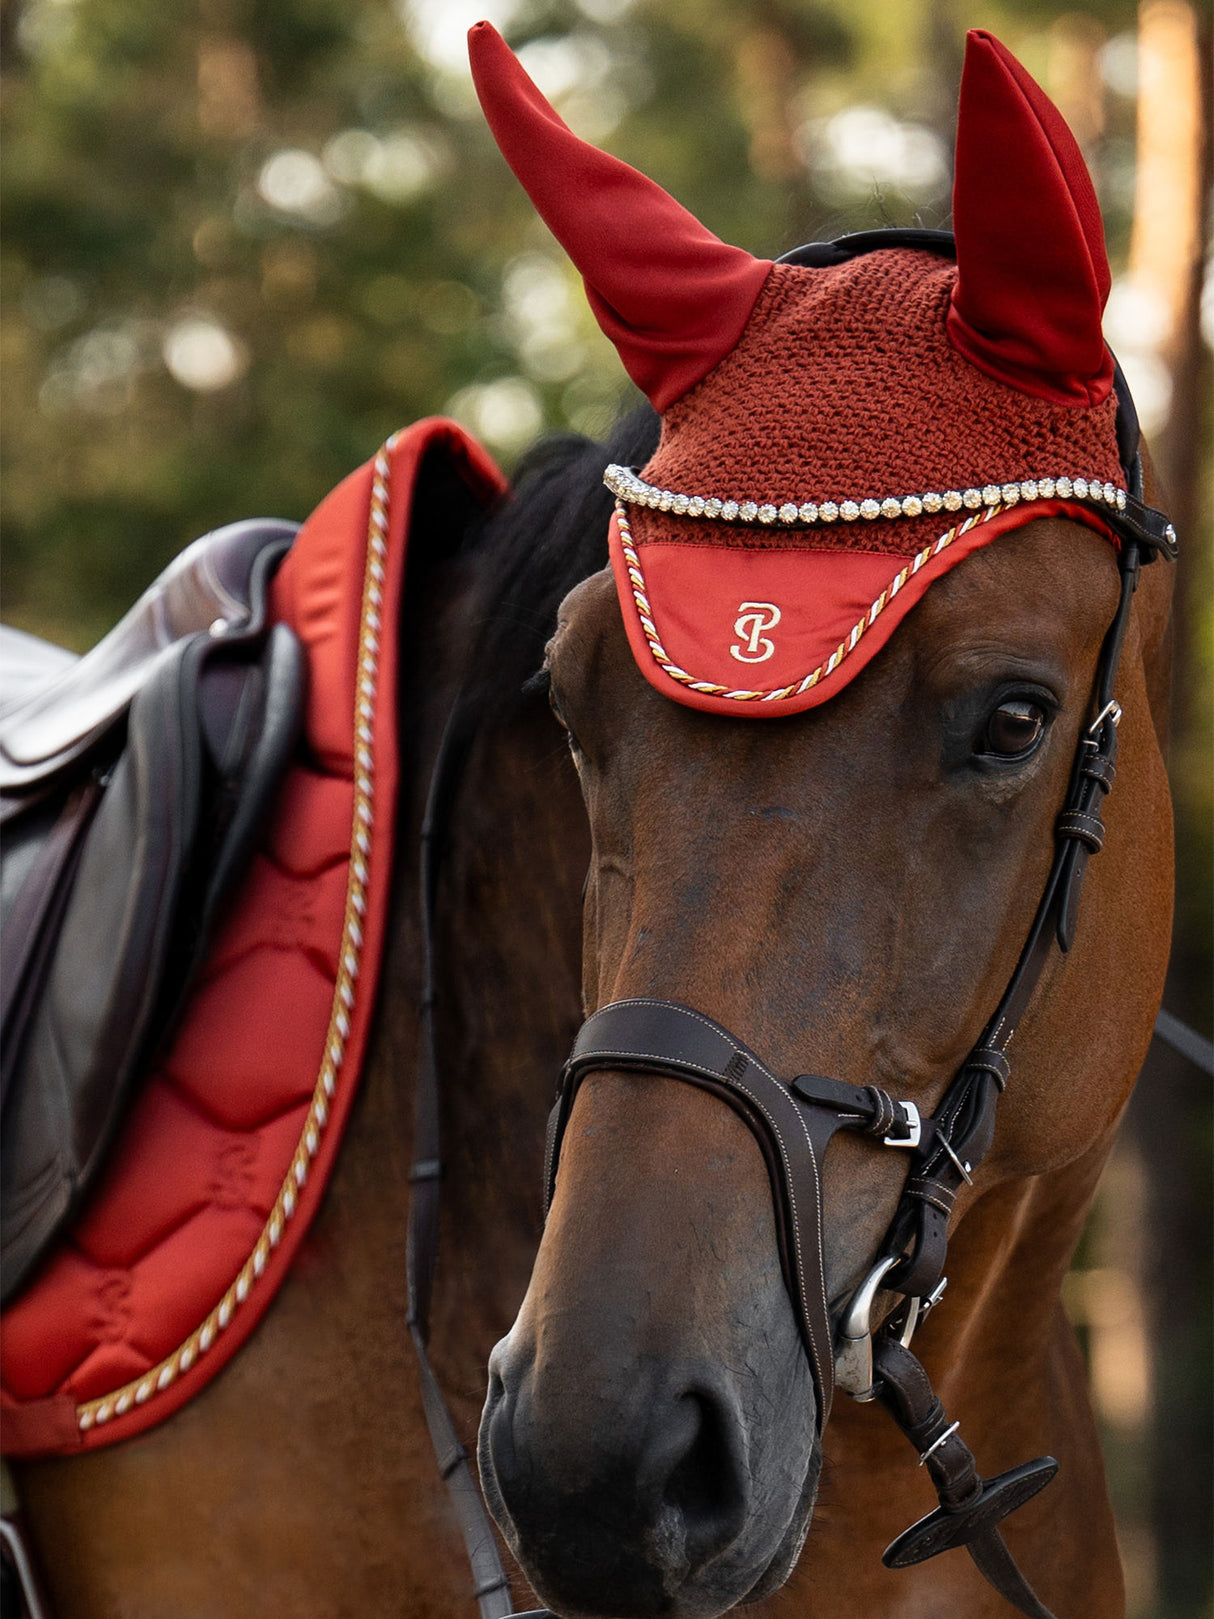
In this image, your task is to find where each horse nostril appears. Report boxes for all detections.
[657,1388,748,1569]
[480,1354,755,1610]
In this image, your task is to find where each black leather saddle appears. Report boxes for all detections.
[1,519,305,1303]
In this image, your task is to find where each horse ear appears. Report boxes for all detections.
[947,30,1114,406]
[468,21,772,412]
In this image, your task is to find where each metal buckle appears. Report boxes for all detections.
[938,1135,973,1185]
[882,1100,921,1149]
[896,1276,948,1351]
[1087,699,1122,736]
[918,1419,961,1466]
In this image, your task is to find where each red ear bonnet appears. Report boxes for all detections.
[470,24,1126,718]
[947,30,1114,405]
[467,21,772,411]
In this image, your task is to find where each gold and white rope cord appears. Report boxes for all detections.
[77,434,399,1433]
[615,500,1001,703]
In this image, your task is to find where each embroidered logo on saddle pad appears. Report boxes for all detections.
[730,603,780,664]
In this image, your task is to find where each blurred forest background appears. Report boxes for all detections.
[1,0,1209,1613]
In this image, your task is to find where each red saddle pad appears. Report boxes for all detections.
[1,420,505,1456]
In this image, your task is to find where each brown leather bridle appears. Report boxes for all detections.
[404,274,1193,1618]
[540,444,1175,1618]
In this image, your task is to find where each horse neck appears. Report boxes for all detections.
[423,694,588,1399]
[927,1133,1112,1404]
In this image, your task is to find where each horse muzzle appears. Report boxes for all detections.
[480,1324,816,1619]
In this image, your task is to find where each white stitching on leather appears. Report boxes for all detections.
[570,1001,830,1407]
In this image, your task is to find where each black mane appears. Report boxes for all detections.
[467,404,660,715]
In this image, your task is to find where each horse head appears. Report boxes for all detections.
[470,24,1175,1617]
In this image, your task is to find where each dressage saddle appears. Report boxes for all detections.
[0,518,303,1304]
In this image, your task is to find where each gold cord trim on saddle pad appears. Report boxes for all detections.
[604,463,1128,528]
[74,436,400,1436]
[615,501,1002,703]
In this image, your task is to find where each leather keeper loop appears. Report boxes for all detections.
[1080,753,1116,791]
[906,1176,956,1216]
[1056,809,1105,852]
[861,1085,896,1137]
[965,1046,1010,1090]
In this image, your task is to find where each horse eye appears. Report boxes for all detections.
[980,699,1046,758]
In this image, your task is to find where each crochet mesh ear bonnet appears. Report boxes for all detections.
[469,24,1149,716]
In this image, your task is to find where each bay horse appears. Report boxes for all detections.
[5,24,1179,1619]
[9,403,1174,1618]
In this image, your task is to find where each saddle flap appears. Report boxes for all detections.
[1,549,305,1305]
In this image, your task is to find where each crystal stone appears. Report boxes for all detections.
[1056,477,1073,498]
[779,503,798,522]
[1001,483,1020,504]
[963,488,983,509]
[820,502,839,522]
[1073,478,1088,499]
[922,492,943,513]
[881,498,902,519]
[799,503,818,523]
[942,491,963,511]
[1038,478,1055,498]
[1020,480,1039,501]
[982,485,1002,505]
[840,501,860,521]
[902,496,923,517]
[705,498,723,518]
[740,502,758,521]
[758,504,778,523]
[722,501,740,520]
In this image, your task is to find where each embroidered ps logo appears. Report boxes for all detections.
[730,601,781,663]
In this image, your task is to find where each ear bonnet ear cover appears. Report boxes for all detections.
[468,19,771,411]
[947,31,1114,405]
[470,24,1126,717]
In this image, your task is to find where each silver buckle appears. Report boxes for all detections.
[938,1135,973,1184]
[896,1276,948,1351]
[1086,699,1122,736]
[883,1100,921,1149]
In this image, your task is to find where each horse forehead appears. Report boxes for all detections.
[912,517,1119,646]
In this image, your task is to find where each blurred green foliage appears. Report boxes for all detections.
[1,0,1148,646]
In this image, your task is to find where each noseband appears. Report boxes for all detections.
[542,453,1173,1617]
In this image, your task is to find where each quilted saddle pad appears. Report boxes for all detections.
[1,419,505,1456]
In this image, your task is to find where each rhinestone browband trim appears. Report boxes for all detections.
[603,463,1128,527]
